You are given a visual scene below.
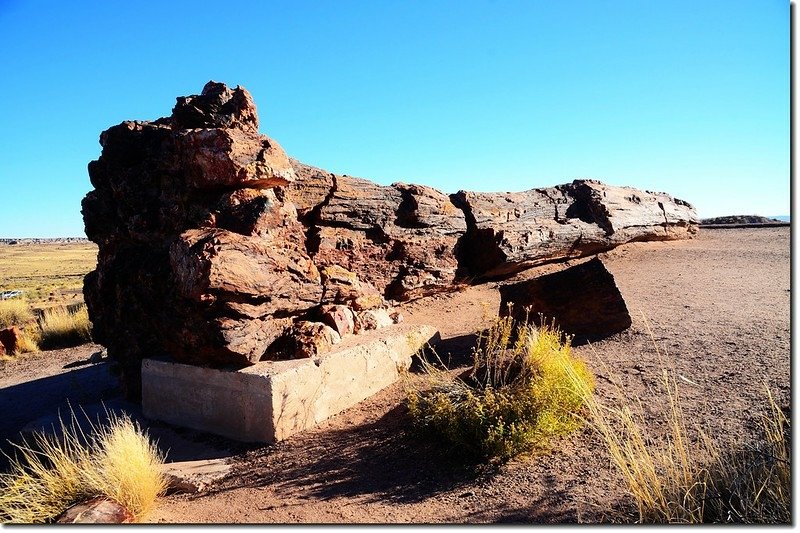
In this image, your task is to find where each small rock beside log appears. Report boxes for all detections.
[55,497,134,524]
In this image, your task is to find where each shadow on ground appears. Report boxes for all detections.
[0,363,118,442]
[204,402,498,506]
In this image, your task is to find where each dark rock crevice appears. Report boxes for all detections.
[298,172,338,257]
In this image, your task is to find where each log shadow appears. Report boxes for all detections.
[204,403,499,505]
[0,363,120,471]
[412,332,479,371]
[0,363,119,443]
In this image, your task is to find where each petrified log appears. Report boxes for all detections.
[0,326,22,354]
[451,181,698,279]
[82,81,696,399]
[55,497,135,524]
[498,257,632,342]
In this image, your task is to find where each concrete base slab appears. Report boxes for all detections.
[162,458,232,494]
[142,323,439,443]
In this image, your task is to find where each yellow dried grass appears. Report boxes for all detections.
[0,410,167,523]
[38,305,92,350]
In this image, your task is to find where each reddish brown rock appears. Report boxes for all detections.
[82,82,320,396]
[452,180,698,279]
[269,321,341,359]
[0,341,6,356]
[287,171,468,301]
[55,497,135,524]
[320,304,355,337]
[82,81,697,399]
[172,81,260,132]
[176,127,295,190]
[319,265,386,310]
[389,310,404,324]
[499,257,632,342]
[0,326,23,355]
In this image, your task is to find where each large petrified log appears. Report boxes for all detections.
[286,163,698,293]
[83,81,698,399]
[498,257,632,342]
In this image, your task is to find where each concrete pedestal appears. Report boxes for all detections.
[141,324,438,443]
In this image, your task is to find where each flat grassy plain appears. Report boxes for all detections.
[0,241,98,309]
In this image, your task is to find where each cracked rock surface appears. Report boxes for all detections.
[82,82,699,399]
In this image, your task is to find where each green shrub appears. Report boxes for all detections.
[407,314,595,461]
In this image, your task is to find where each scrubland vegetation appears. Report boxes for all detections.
[0,298,35,329]
[38,305,92,350]
[575,366,791,524]
[407,313,595,461]
[0,299,92,356]
[407,314,789,523]
[0,411,167,523]
[0,242,97,308]
[0,241,96,357]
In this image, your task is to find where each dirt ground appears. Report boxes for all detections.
[0,227,790,523]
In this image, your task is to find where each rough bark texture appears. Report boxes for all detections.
[82,82,698,399]
[499,257,632,342]
[55,497,135,524]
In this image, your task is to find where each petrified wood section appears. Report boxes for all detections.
[83,81,311,398]
[287,163,698,294]
[499,257,632,341]
[56,497,135,524]
[82,81,697,398]
[285,163,467,300]
[452,181,698,278]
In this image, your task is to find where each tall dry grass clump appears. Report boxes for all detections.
[407,313,595,461]
[14,329,40,355]
[0,299,35,329]
[38,305,92,350]
[0,411,167,523]
[565,357,791,524]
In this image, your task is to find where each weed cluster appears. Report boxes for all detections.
[407,314,594,461]
[0,300,92,356]
[0,299,35,329]
[0,411,167,523]
[38,305,92,350]
[573,362,791,524]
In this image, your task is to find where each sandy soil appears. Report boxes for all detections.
[0,227,790,523]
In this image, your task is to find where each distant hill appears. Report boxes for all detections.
[700,215,789,226]
[771,215,790,222]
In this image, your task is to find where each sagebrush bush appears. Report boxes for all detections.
[407,314,595,461]
[0,299,35,329]
[0,410,167,523]
[38,305,92,350]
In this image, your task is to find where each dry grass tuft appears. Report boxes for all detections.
[407,312,595,461]
[0,410,167,523]
[567,357,791,524]
[15,328,40,354]
[38,305,92,350]
[0,299,35,329]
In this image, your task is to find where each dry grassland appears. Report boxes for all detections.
[0,242,98,308]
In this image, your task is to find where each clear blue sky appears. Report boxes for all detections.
[0,0,789,237]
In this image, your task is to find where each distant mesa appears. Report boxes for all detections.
[700,215,789,227]
[81,81,701,400]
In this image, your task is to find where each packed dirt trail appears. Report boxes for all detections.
[146,227,789,524]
